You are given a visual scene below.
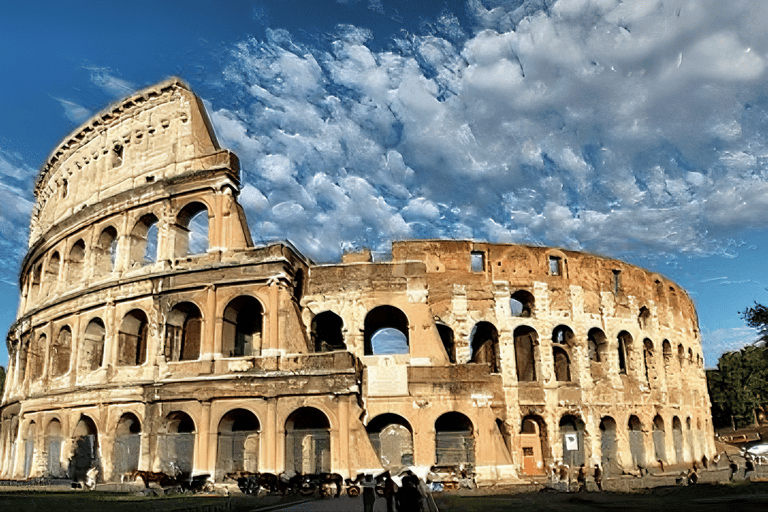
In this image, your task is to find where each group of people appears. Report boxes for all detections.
[362,471,431,512]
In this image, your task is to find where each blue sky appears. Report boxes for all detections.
[2,0,768,369]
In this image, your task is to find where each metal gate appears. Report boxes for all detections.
[113,434,141,478]
[216,432,258,480]
[159,433,195,474]
[286,429,330,474]
[562,430,584,467]
[628,430,645,468]
[24,438,34,478]
[47,437,63,477]
[600,429,617,474]
[435,432,475,466]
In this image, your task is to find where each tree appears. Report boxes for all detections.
[707,345,768,429]
[742,302,768,344]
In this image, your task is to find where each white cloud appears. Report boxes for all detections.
[86,66,135,97]
[49,96,92,123]
[701,325,760,368]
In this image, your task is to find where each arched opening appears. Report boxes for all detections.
[44,252,61,296]
[161,412,195,475]
[129,213,159,266]
[510,290,534,317]
[552,325,574,382]
[653,415,666,465]
[31,263,42,300]
[176,202,209,257]
[364,306,409,355]
[662,340,672,382]
[70,416,99,483]
[686,417,695,461]
[672,416,684,464]
[436,321,455,363]
[638,306,651,330]
[470,322,499,372]
[222,296,263,357]
[80,318,105,373]
[27,333,45,381]
[588,328,609,366]
[45,419,64,478]
[514,326,538,382]
[435,412,474,467]
[51,326,72,378]
[520,415,546,475]
[23,421,36,478]
[599,417,618,475]
[559,415,585,467]
[366,413,413,470]
[165,302,202,362]
[643,339,655,386]
[311,311,345,353]
[67,239,86,283]
[95,226,118,276]
[285,407,331,475]
[628,415,645,469]
[216,409,260,481]
[113,413,141,479]
[677,344,685,368]
[117,310,148,366]
[617,331,632,375]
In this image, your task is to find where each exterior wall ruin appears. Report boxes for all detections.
[1,79,714,485]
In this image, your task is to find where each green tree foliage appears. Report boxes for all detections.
[742,302,768,343]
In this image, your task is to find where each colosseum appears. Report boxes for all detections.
[0,78,714,488]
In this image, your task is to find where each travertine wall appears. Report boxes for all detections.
[0,79,714,486]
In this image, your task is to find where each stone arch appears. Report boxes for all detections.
[588,328,609,363]
[94,226,118,276]
[129,213,159,266]
[23,421,37,478]
[677,343,685,368]
[70,415,99,483]
[117,309,148,366]
[364,305,409,355]
[470,321,499,372]
[44,251,61,295]
[643,338,656,386]
[80,318,105,373]
[672,416,684,464]
[67,239,86,283]
[510,290,534,317]
[552,325,574,382]
[628,415,645,469]
[652,415,666,465]
[559,414,585,467]
[165,302,202,362]
[216,409,260,481]
[638,306,651,330]
[161,411,196,474]
[514,326,538,382]
[599,416,618,475]
[51,326,72,378]
[435,412,474,467]
[285,407,331,475]
[113,413,141,479]
[662,340,672,382]
[435,320,455,363]
[617,331,632,375]
[175,201,209,257]
[222,296,263,357]
[311,311,345,353]
[366,413,413,470]
[45,418,64,477]
[520,415,547,476]
[30,262,42,300]
[27,333,45,381]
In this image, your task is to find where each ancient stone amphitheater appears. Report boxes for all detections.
[0,78,714,487]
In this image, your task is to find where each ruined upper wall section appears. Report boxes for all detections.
[29,78,233,248]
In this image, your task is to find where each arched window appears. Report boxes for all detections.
[176,202,209,257]
[514,326,538,382]
[216,409,260,481]
[68,239,86,283]
[599,417,618,475]
[662,340,672,380]
[44,252,61,296]
[672,416,684,464]
[436,321,455,363]
[222,296,263,357]
[617,331,632,374]
[51,327,72,378]
[677,343,685,367]
[161,412,195,474]
[113,413,141,478]
[285,407,331,475]
[520,416,546,476]
[366,413,413,469]
[643,339,655,386]
[510,290,534,317]
[638,306,651,330]
[559,415,585,466]
[435,412,474,466]
[470,322,499,372]
[45,419,63,478]
[72,416,99,483]
[165,302,202,362]
[653,415,666,464]
[117,310,149,366]
[30,263,42,299]
[23,421,36,478]
[80,318,105,372]
[364,306,409,355]
[95,226,118,275]
[311,311,345,352]
[552,325,574,382]
[588,328,608,363]
[28,333,46,381]
[129,214,159,266]
[628,415,645,469]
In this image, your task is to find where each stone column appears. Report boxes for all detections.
[198,401,211,476]
[203,285,216,360]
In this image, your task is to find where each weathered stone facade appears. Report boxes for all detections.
[1,79,714,486]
